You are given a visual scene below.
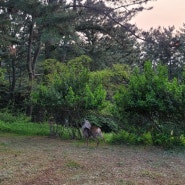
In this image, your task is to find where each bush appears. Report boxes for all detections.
[106,130,138,145]
[31,56,107,126]
[113,61,185,132]
[142,132,153,145]
[0,111,30,123]
[152,132,184,148]
[104,129,185,147]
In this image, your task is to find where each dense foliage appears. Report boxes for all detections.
[114,62,185,130]
[0,0,185,146]
[31,56,107,124]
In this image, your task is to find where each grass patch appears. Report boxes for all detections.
[139,169,162,179]
[0,120,50,136]
[0,112,72,137]
[0,111,50,136]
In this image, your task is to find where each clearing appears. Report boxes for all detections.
[0,134,185,185]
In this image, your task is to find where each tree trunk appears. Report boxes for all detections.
[10,58,16,103]
[26,22,34,116]
[33,41,41,76]
[73,0,77,11]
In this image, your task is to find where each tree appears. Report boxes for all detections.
[0,0,76,113]
[0,0,26,106]
[0,66,9,108]
[31,55,107,127]
[72,0,154,69]
[140,26,185,80]
[0,0,155,115]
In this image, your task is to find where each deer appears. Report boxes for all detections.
[81,119,104,147]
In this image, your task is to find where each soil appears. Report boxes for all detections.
[0,134,185,185]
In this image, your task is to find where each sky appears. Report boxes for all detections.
[131,0,185,30]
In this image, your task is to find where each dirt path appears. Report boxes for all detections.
[0,134,185,185]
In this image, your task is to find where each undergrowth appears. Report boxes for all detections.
[104,130,185,148]
[0,111,185,148]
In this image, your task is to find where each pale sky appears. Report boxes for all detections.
[131,0,185,30]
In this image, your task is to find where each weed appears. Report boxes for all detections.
[65,160,82,169]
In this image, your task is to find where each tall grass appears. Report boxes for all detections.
[0,121,50,136]
[0,111,79,138]
[0,111,49,136]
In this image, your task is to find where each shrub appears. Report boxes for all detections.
[106,130,138,145]
[113,61,185,133]
[105,129,185,147]
[31,56,107,126]
[0,111,30,123]
[142,132,153,145]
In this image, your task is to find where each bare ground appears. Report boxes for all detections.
[0,134,185,185]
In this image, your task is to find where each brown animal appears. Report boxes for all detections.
[82,119,104,147]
